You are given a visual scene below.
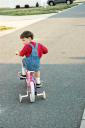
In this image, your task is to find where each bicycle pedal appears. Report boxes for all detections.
[36,84,42,88]
[20,77,26,80]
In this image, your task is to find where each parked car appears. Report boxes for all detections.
[47,0,74,6]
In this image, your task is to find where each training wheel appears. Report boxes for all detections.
[43,91,46,99]
[19,94,22,103]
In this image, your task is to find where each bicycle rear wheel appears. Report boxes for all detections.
[29,81,35,102]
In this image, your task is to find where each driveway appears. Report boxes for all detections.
[0,13,55,37]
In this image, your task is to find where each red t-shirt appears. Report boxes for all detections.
[19,41,48,58]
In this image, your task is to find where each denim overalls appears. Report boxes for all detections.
[22,43,40,72]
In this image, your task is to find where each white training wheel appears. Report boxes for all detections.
[19,94,22,103]
[43,91,46,99]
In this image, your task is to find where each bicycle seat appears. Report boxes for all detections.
[26,70,35,73]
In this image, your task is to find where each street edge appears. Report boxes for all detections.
[58,2,83,14]
[80,109,85,128]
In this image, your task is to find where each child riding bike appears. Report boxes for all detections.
[16,30,48,87]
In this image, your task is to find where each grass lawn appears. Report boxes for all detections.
[0,26,14,31]
[0,3,78,16]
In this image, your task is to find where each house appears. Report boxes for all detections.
[0,0,48,8]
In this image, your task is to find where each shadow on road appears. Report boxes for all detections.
[0,63,85,128]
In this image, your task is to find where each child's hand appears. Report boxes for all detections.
[16,51,19,55]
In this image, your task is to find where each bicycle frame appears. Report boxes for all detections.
[18,57,46,103]
[26,70,36,87]
[19,70,36,102]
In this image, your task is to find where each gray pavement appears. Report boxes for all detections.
[0,64,85,128]
[0,3,85,128]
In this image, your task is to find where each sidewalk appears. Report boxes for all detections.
[75,0,85,2]
[0,13,55,37]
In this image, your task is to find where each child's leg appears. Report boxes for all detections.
[21,61,26,76]
[34,71,41,85]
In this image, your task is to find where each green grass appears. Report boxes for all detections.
[0,3,78,16]
[0,26,14,31]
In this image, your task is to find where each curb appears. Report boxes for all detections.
[57,2,83,14]
[80,109,85,128]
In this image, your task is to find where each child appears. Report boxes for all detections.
[17,30,48,86]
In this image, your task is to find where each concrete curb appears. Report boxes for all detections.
[58,2,83,14]
[80,109,85,128]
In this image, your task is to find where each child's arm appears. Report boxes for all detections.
[40,44,48,54]
[18,44,29,57]
[16,47,27,56]
[16,51,19,55]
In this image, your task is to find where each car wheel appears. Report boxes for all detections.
[25,4,29,8]
[16,5,20,8]
[49,1,55,6]
[66,0,71,5]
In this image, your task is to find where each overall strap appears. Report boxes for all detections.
[29,43,34,48]
[29,43,38,56]
[35,43,38,50]
[29,43,38,50]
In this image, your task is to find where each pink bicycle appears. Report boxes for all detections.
[18,70,46,103]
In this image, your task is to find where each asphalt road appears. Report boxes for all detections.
[0,3,85,128]
[50,3,85,18]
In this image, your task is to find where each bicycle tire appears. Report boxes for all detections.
[29,81,35,102]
